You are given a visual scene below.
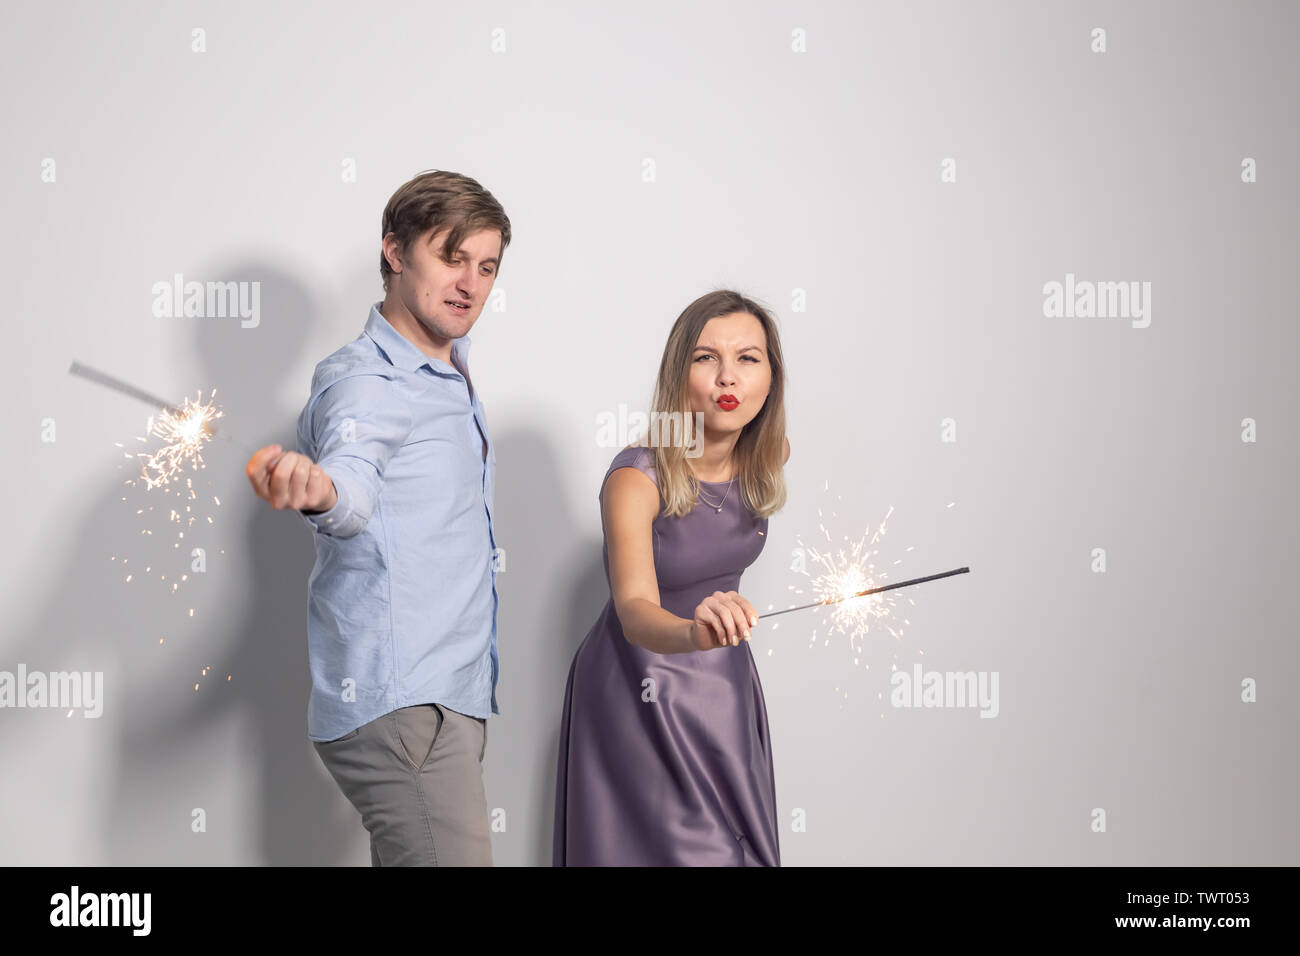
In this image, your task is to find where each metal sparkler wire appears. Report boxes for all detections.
[69,360,260,460]
[759,566,970,620]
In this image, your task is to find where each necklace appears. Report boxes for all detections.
[697,476,735,513]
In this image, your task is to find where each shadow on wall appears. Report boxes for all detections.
[9,263,357,864]
[11,264,616,865]
[487,424,609,866]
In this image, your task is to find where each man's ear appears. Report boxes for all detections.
[382,234,403,274]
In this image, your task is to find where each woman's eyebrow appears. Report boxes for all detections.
[693,344,762,353]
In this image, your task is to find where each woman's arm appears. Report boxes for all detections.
[603,467,755,653]
[602,467,695,654]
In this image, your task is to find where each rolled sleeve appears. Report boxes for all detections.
[297,372,413,539]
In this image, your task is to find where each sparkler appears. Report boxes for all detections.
[69,360,225,487]
[136,389,223,490]
[70,361,241,599]
[67,361,184,415]
[69,361,256,488]
[70,363,239,690]
[68,360,248,446]
[760,566,969,619]
[761,484,967,672]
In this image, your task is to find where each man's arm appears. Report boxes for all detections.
[298,372,413,538]
[245,372,413,538]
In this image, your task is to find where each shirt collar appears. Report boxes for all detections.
[363,301,471,376]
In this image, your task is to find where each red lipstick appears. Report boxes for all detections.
[716,394,739,411]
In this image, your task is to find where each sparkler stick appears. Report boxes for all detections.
[760,566,969,620]
[71,361,259,603]
[68,360,260,457]
[68,361,184,416]
[69,359,275,499]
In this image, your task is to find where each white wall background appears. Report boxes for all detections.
[0,0,1295,865]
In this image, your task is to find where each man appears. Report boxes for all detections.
[245,169,511,866]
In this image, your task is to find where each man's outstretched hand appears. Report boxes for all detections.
[246,445,337,514]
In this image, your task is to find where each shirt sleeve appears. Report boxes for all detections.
[296,372,413,539]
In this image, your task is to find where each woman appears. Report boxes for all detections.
[553,289,790,866]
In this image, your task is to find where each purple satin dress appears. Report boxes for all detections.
[553,445,780,866]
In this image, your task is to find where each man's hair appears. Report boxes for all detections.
[380,170,512,293]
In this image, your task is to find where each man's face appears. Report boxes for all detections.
[392,225,501,343]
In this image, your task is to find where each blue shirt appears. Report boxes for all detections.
[295,301,499,742]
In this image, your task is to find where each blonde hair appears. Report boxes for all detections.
[646,289,788,518]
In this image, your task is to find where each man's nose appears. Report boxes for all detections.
[456,268,479,298]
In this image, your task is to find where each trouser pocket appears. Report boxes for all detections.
[394,703,444,771]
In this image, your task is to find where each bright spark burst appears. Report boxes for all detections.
[110,389,227,597]
[135,390,223,490]
[794,504,911,662]
[776,483,960,719]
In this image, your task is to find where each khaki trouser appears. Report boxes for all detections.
[313,703,492,866]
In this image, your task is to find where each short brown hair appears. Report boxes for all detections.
[379,170,512,293]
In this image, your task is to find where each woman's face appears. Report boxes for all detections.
[688,311,771,438]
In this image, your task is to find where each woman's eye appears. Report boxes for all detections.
[742,355,760,362]
[694,354,713,362]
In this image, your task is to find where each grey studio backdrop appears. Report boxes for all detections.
[1,0,1296,866]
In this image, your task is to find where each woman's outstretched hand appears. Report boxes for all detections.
[689,590,758,650]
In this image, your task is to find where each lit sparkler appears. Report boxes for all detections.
[761,485,968,667]
[69,361,234,598]
[760,565,969,622]
[135,389,223,490]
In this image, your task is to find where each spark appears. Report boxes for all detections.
[791,505,901,662]
[111,391,230,597]
[82,368,232,604]
[779,486,963,674]
[133,390,223,491]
